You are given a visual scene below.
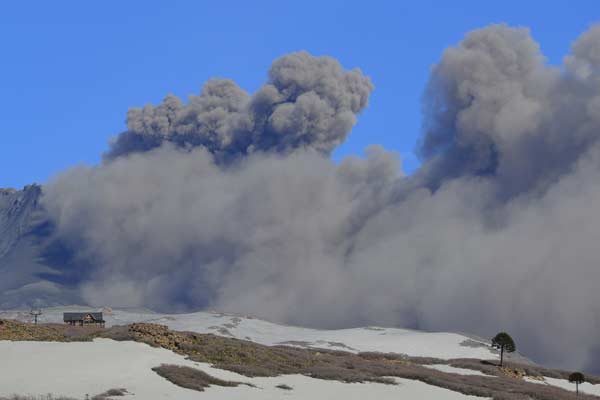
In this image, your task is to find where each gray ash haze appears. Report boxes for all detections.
[23,25,600,372]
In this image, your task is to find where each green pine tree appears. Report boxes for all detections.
[491,332,516,367]
[569,372,585,396]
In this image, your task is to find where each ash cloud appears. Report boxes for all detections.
[41,26,600,372]
[419,24,600,199]
[107,51,374,160]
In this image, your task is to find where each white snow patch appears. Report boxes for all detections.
[0,339,489,399]
[0,339,202,399]
[425,364,494,377]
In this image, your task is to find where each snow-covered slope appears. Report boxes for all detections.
[0,306,499,360]
[0,339,488,400]
[0,306,568,399]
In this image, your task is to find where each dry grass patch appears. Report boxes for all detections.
[90,388,128,400]
[152,364,247,392]
[0,319,102,342]
[0,390,127,400]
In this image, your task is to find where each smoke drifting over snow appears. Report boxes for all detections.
[41,26,600,372]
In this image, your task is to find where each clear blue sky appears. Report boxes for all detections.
[1,1,598,188]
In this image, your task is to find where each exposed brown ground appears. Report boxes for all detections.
[0,319,102,341]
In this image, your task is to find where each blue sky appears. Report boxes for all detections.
[1,1,598,188]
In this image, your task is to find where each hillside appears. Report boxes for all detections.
[1,308,599,399]
[0,185,83,309]
[0,306,505,359]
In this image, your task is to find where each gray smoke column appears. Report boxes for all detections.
[107,51,374,160]
[42,26,600,373]
[419,24,600,198]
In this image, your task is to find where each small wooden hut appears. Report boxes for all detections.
[63,312,105,327]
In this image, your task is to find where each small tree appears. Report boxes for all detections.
[569,372,585,396]
[491,332,516,367]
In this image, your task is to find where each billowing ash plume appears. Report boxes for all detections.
[107,51,374,160]
[420,25,600,199]
[39,26,600,372]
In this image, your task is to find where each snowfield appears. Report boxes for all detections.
[0,339,489,399]
[0,306,503,399]
[0,306,498,360]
